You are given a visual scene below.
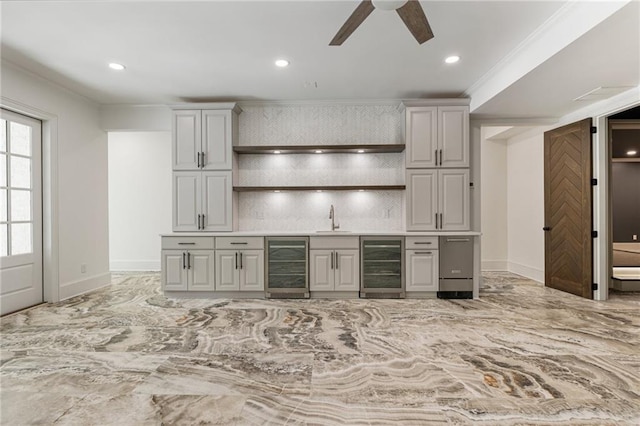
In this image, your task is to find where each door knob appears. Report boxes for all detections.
[542,227,551,231]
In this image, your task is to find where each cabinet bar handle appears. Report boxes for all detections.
[235,252,238,269]
[201,214,205,230]
[446,238,471,242]
[330,251,334,270]
[240,252,243,269]
[414,242,432,245]
[200,151,205,168]
[183,252,186,269]
[335,251,339,269]
[439,149,443,166]
[178,242,196,245]
[439,213,443,229]
[230,242,248,245]
[187,252,191,269]
[197,152,201,168]
[415,251,433,255]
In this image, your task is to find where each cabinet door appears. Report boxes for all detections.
[239,250,264,291]
[173,172,200,231]
[310,250,333,291]
[173,110,201,170]
[406,250,438,292]
[202,110,232,170]
[406,170,438,231]
[215,250,239,291]
[406,107,437,168]
[162,250,188,291]
[438,106,469,168]
[334,250,359,291]
[439,169,470,231]
[188,250,215,291]
[201,171,233,231]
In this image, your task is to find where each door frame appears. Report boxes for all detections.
[1,96,60,304]
[593,100,640,301]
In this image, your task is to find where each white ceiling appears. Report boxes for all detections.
[1,1,638,119]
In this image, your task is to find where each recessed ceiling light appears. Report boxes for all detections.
[275,59,290,68]
[315,150,323,154]
[273,150,281,154]
[627,150,638,156]
[108,62,126,71]
[445,55,460,64]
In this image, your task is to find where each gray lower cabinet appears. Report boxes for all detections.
[265,237,309,298]
[405,236,439,293]
[162,250,215,291]
[215,237,264,292]
[161,236,215,291]
[310,236,359,293]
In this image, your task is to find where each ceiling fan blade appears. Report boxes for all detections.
[329,0,375,46]
[396,0,434,44]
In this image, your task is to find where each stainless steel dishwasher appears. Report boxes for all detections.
[437,236,473,299]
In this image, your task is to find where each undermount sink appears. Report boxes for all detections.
[316,230,352,234]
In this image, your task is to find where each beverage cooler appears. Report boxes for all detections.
[437,236,473,299]
[265,237,309,298]
[360,237,405,298]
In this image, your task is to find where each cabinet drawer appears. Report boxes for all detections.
[216,236,264,250]
[405,237,438,249]
[162,236,215,250]
[310,236,359,250]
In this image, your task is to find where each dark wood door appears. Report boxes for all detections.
[544,119,593,298]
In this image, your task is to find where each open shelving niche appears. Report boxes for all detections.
[232,144,406,192]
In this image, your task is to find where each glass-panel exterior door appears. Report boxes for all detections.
[0,109,43,315]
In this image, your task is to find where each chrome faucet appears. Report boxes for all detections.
[329,204,340,231]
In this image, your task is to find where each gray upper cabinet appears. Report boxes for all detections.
[405,105,469,168]
[172,105,239,171]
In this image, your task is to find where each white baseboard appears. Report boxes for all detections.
[59,272,111,301]
[110,260,160,272]
[481,260,508,271]
[507,261,544,283]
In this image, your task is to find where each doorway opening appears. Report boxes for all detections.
[608,106,640,293]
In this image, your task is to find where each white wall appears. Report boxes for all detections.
[506,131,545,282]
[108,132,172,271]
[1,61,110,299]
[480,129,508,271]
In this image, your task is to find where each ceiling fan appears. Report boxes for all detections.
[330,0,434,46]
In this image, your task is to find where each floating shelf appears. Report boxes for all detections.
[234,185,406,192]
[233,144,405,154]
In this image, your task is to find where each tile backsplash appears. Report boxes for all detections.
[238,190,404,232]
[237,103,405,232]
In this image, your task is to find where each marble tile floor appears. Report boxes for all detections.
[1,272,639,425]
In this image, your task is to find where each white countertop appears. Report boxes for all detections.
[161,231,481,237]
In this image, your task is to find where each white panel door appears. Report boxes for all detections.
[162,250,188,291]
[0,109,43,315]
[239,250,264,291]
[406,170,438,231]
[405,107,437,168]
[173,172,200,231]
[406,250,439,292]
[310,250,333,291]
[201,171,232,231]
[439,169,470,230]
[188,250,215,291]
[202,110,232,171]
[215,250,239,291]
[334,250,359,291]
[438,106,469,168]
[173,110,201,170]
